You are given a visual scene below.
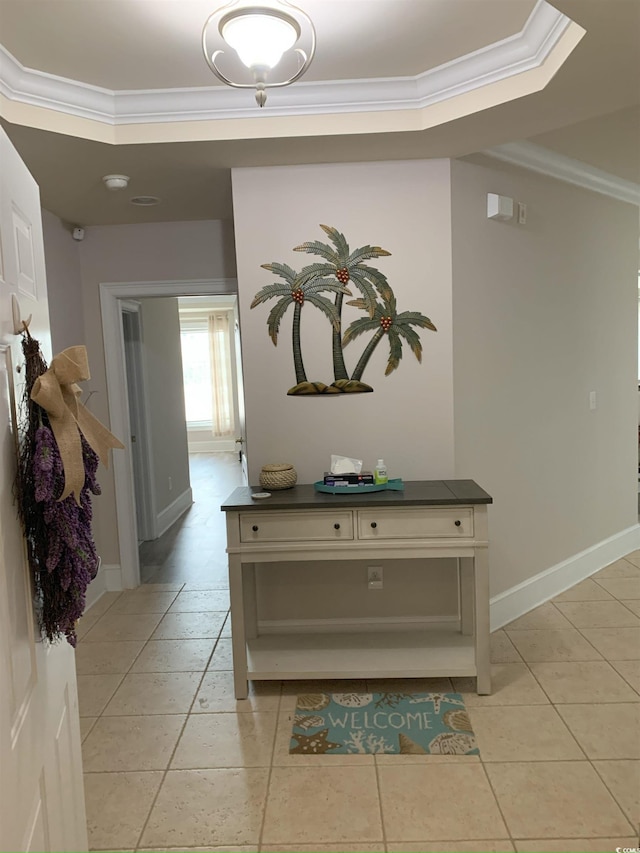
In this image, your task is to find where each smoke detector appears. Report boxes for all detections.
[102,174,130,191]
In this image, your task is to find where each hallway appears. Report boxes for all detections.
[74,456,640,851]
[138,451,243,587]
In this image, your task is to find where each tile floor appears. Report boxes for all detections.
[76,456,640,852]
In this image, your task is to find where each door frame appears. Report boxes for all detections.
[100,278,240,589]
[120,300,157,542]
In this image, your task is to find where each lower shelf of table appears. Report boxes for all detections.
[245,629,477,681]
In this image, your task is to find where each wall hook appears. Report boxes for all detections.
[11,294,32,335]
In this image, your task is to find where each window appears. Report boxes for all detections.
[180,317,213,426]
[179,311,235,435]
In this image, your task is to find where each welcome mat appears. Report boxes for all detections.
[289,692,479,755]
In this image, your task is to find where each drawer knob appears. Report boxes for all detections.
[370,521,377,529]
[455,520,461,527]
[334,523,340,530]
[252,525,259,532]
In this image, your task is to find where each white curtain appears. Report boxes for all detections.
[208,312,235,437]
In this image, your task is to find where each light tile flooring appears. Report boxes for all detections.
[76,456,640,852]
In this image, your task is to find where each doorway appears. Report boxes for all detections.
[178,295,241,457]
[100,278,247,590]
[121,300,156,542]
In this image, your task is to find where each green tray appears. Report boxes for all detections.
[314,478,404,495]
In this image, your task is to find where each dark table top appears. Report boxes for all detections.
[221,480,492,512]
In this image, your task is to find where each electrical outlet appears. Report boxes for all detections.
[517,202,527,225]
[367,566,383,589]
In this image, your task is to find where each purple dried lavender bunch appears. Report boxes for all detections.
[14,332,102,648]
[33,423,58,501]
[33,431,101,646]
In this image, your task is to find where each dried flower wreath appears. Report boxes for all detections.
[13,328,123,647]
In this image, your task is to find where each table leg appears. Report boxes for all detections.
[459,557,474,636]
[229,553,248,699]
[474,548,491,694]
[244,563,258,640]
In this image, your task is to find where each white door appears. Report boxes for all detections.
[0,128,88,852]
[232,307,249,483]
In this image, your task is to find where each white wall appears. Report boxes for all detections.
[233,158,640,626]
[41,171,639,617]
[138,297,191,521]
[451,158,639,599]
[41,210,84,353]
[232,161,455,485]
[232,160,458,624]
[75,219,236,566]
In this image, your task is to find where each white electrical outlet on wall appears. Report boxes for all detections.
[367,566,383,589]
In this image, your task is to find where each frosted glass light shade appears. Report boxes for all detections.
[202,1,316,107]
[221,11,298,70]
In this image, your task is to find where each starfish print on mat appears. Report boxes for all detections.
[290,727,342,754]
[409,693,465,714]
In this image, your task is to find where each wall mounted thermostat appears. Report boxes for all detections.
[487,193,514,221]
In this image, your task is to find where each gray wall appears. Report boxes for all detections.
[232,159,459,623]
[231,157,639,624]
[451,158,639,597]
[139,297,190,517]
[41,167,639,618]
[41,210,84,353]
[232,160,455,486]
[40,217,236,565]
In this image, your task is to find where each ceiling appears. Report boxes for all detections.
[0,0,638,226]
[0,0,537,89]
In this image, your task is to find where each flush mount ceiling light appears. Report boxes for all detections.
[202,0,315,107]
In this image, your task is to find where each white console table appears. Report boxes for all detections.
[221,480,492,699]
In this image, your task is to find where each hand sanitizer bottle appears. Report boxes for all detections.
[374,459,388,485]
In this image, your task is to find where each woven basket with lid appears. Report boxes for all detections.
[259,463,297,490]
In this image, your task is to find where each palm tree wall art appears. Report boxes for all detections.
[250,225,437,396]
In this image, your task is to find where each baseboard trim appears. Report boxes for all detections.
[258,615,459,634]
[188,439,235,453]
[490,523,640,630]
[84,525,640,630]
[156,487,193,538]
[85,562,123,610]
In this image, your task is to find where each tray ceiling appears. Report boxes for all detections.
[0,0,637,225]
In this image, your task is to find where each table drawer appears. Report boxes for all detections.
[240,510,354,543]
[357,507,473,539]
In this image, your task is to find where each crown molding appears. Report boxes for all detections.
[0,0,577,126]
[482,141,640,206]
[0,45,116,122]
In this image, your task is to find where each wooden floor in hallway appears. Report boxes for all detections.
[138,451,244,586]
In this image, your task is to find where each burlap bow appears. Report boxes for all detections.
[31,346,124,503]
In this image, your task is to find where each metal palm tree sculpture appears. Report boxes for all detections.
[252,226,437,395]
[250,262,350,393]
[343,294,437,380]
[293,225,392,388]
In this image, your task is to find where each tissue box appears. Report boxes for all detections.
[323,472,375,486]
